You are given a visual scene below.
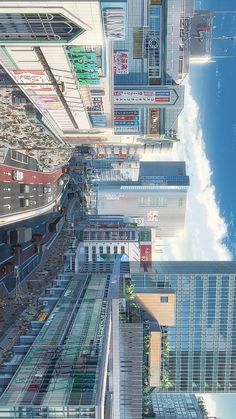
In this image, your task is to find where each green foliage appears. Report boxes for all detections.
[125,281,135,300]
[162,335,170,354]
[161,370,172,389]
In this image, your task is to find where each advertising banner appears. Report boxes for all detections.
[12,70,53,92]
[11,70,63,110]
[114,89,174,105]
[113,51,129,74]
[33,95,62,110]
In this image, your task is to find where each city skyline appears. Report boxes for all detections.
[0,0,235,418]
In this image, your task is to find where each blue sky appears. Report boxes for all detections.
[189,0,236,417]
[194,0,236,261]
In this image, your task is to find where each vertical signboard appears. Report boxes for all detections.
[113,51,129,74]
[140,244,152,266]
[140,230,152,243]
[148,108,161,136]
[101,2,127,40]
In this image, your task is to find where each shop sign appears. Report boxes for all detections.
[114,89,173,105]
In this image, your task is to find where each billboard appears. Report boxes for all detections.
[113,51,129,74]
[114,89,176,105]
[12,70,54,92]
[11,70,63,109]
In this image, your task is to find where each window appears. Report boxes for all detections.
[106,246,110,254]
[114,246,118,254]
[160,296,168,303]
[11,149,28,165]
[99,246,103,254]
[84,246,89,262]
[121,246,125,254]
[0,13,83,43]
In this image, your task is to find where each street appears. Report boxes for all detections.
[0,198,80,363]
[0,180,64,216]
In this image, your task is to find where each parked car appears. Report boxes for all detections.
[20,184,30,193]
[19,198,30,208]
[43,186,52,193]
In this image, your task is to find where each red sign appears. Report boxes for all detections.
[140,245,152,266]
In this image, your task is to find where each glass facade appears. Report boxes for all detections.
[151,393,205,419]
[0,13,83,42]
[132,261,236,392]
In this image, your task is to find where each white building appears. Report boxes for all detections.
[0,1,114,140]
[76,221,141,263]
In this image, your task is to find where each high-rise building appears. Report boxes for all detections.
[132,261,236,393]
[93,161,189,236]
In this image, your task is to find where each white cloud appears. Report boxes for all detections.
[160,78,232,261]
[200,394,217,416]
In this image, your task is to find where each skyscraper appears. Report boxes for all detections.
[132,261,236,393]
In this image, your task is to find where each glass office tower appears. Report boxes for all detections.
[132,261,236,393]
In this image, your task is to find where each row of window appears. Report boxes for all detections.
[11,149,28,164]
[84,245,126,261]
[83,230,136,241]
